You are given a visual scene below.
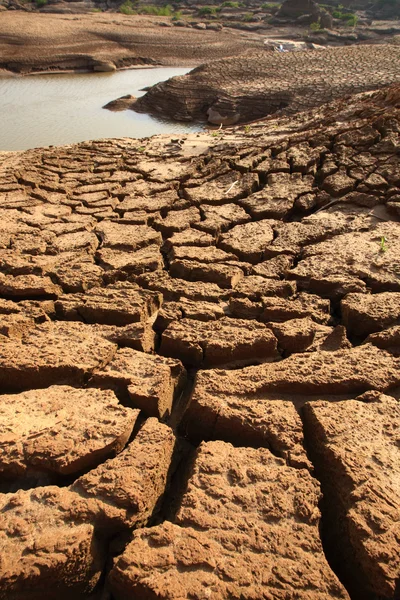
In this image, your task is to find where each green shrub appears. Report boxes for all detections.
[120,0,135,14]
[309,19,322,31]
[138,4,174,15]
[36,0,47,7]
[345,14,358,26]
[198,6,217,16]
[222,1,239,7]
[332,7,358,27]
[242,11,254,20]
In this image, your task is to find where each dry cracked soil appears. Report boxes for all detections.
[0,81,400,600]
[127,44,400,125]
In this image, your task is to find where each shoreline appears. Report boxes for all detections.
[0,12,265,77]
[0,63,194,78]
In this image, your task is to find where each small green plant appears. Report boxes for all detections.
[138,4,174,16]
[242,12,254,21]
[198,6,217,16]
[120,0,135,14]
[332,8,358,27]
[222,1,239,7]
[345,14,358,27]
[309,18,322,31]
[380,236,388,253]
[244,124,251,133]
[36,0,47,7]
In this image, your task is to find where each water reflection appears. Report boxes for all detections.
[0,68,201,151]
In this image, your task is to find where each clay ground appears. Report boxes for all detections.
[128,43,400,124]
[0,82,399,599]
[0,11,265,73]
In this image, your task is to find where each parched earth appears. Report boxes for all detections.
[0,12,264,74]
[0,83,400,599]
[127,44,400,124]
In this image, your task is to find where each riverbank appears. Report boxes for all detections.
[0,12,265,75]
[0,68,201,151]
[113,43,400,124]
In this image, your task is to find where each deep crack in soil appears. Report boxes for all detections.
[0,83,400,600]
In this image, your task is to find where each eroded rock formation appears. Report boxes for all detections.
[0,83,400,598]
[126,45,400,124]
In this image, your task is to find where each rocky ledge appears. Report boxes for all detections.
[0,83,400,599]
[119,44,400,124]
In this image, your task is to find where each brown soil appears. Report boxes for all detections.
[127,44,400,124]
[0,12,264,74]
[0,82,400,599]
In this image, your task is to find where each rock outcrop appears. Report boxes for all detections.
[276,0,333,28]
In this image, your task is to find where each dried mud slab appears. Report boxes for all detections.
[0,321,116,392]
[91,348,186,418]
[109,441,349,599]
[366,325,400,354]
[169,259,244,289]
[136,271,229,303]
[268,318,350,355]
[303,397,400,599]
[0,273,62,300]
[96,221,162,251]
[186,344,400,404]
[160,316,278,367]
[0,419,177,600]
[230,292,331,324]
[155,298,227,331]
[97,245,163,277]
[184,391,309,469]
[290,222,400,298]
[341,291,400,339]
[71,418,177,531]
[0,486,104,600]
[219,220,275,264]
[55,282,161,326]
[0,386,138,481]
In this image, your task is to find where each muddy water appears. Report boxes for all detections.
[0,68,201,151]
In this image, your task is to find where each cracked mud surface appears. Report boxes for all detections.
[129,44,400,124]
[0,83,400,599]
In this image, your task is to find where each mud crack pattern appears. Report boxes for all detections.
[0,84,399,600]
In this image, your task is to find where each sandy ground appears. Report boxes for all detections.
[0,12,265,73]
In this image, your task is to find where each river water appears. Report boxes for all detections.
[0,67,201,151]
